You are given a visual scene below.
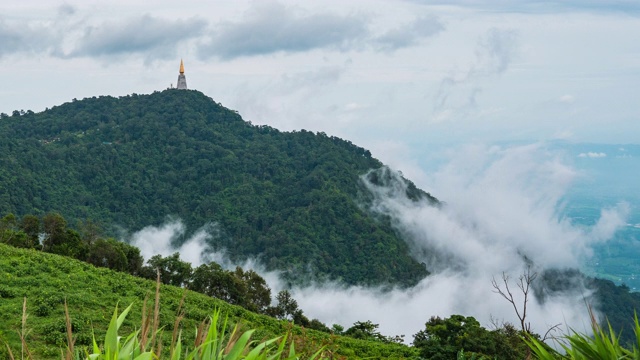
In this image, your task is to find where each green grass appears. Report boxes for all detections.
[0,244,417,359]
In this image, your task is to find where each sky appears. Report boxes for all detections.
[1,0,639,159]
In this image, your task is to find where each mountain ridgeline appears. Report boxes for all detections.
[0,90,437,286]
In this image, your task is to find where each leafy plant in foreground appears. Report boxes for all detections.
[3,276,327,360]
[526,311,640,359]
[88,304,326,360]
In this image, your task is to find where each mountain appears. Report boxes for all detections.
[0,90,437,286]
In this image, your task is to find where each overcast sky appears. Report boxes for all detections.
[1,0,639,164]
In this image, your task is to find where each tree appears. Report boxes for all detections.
[0,213,18,244]
[41,213,86,259]
[272,290,299,320]
[20,215,40,248]
[41,212,68,253]
[292,309,311,328]
[413,315,528,359]
[144,253,193,287]
[234,267,272,314]
[0,214,34,249]
[77,219,102,246]
[344,320,387,342]
[191,262,246,305]
[86,238,128,271]
[119,241,144,276]
[490,265,566,359]
[491,265,537,334]
[307,318,331,333]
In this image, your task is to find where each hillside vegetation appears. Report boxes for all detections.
[0,243,418,359]
[4,90,640,357]
[0,90,437,286]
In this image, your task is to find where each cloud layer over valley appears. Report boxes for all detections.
[125,142,629,342]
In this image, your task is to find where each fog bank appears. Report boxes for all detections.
[126,143,629,342]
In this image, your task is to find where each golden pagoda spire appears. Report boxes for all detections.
[176,59,188,89]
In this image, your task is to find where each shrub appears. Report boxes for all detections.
[0,285,16,298]
[33,291,63,317]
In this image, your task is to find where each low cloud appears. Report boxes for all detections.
[589,203,630,242]
[0,17,60,58]
[128,220,222,267]
[476,28,519,75]
[126,143,628,343]
[373,15,444,52]
[199,2,367,60]
[343,102,369,112]
[0,12,206,62]
[278,66,345,91]
[365,144,616,270]
[57,4,76,17]
[70,15,207,60]
[578,152,607,158]
[226,64,350,131]
[432,28,519,121]
[559,94,576,104]
[294,144,626,339]
[552,130,574,140]
[3,3,443,63]
[198,2,444,60]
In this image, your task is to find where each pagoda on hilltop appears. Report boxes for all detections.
[176,59,188,90]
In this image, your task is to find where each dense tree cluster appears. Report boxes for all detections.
[0,212,143,273]
[335,320,404,344]
[413,315,530,359]
[0,90,436,286]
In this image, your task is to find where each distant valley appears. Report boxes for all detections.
[558,143,640,288]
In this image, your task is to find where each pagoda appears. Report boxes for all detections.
[176,59,188,90]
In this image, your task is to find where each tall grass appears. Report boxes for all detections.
[4,298,34,360]
[4,276,327,360]
[86,304,326,360]
[526,310,640,359]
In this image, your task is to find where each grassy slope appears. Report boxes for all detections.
[0,244,418,359]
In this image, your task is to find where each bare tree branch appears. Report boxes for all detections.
[488,314,503,330]
[491,265,537,334]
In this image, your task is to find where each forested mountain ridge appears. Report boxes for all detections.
[0,89,437,286]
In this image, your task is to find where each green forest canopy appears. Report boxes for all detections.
[0,90,437,286]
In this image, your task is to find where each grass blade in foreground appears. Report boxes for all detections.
[526,313,640,359]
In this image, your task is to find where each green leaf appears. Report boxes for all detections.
[244,337,279,360]
[119,330,141,360]
[171,332,182,360]
[224,329,255,360]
